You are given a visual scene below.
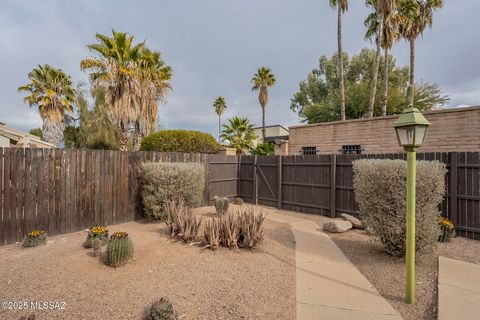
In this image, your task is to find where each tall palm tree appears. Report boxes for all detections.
[330,0,348,121]
[18,64,76,147]
[80,30,145,151]
[400,0,443,105]
[365,0,383,118]
[213,97,227,143]
[251,67,276,140]
[133,48,172,151]
[220,116,256,154]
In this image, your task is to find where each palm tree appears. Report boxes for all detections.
[80,30,145,151]
[330,0,348,121]
[220,116,256,154]
[378,1,401,116]
[133,48,172,151]
[213,97,227,143]
[18,64,77,147]
[365,0,383,118]
[251,67,276,140]
[400,0,443,105]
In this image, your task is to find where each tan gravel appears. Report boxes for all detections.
[261,206,480,320]
[0,205,296,320]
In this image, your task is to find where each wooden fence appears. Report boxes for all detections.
[239,152,480,240]
[0,148,238,245]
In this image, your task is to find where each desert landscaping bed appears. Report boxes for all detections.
[260,206,480,320]
[0,206,295,320]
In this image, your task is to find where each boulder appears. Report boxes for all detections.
[340,213,363,229]
[323,220,353,233]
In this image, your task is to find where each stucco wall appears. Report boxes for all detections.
[288,106,480,155]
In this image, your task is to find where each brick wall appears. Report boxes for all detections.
[288,106,480,155]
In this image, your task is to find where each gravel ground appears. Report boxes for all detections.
[0,206,296,320]
[260,206,480,320]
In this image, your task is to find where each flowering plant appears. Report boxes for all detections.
[84,225,109,248]
[111,232,129,239]
[438,216,455,242]
[23,230,47,247]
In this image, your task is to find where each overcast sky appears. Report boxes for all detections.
[1,0,479,136]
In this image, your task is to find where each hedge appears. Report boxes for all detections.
[141,162,205,221]
[140,130,220,154]
[353,159,446,256]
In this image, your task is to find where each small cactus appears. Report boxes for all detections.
[107,232,133,267]
[84,225,109,248]
[145,297,178,320]
[214,196,229,215]
[234,197,244,205]
[22,230,47,248]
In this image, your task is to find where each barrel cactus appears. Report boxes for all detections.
[214,196,229,215]
[145,297,178,320]
[107,232,134,267]
[84,225,109,248]
[22,230,47,247]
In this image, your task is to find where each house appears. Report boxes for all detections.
[252,125,289,148]
[283,106,480,155]
[0,123,56,148]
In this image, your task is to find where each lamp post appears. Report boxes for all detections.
[394,105,431,305]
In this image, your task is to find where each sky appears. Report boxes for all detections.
[1,0,479,137]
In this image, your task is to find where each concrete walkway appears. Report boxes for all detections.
[267,211,402,320]
[438,256,480,320]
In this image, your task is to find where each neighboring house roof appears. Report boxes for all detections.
[253,124,289,132]
[0,124,56,148]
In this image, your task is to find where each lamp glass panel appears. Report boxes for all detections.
[396,125,415,146]
[414,125,427,146]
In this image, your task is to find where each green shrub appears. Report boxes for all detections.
[353,159,446,256]
[234,197,244,205]
[213,196,229,215]
[145,297,178,320]
[107,232,134,267]
[22,230,47,247]
[250,141,275,155]
[141,162,205,221]
[140,130,220,154]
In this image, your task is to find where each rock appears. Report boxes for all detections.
[340,213,363,229]
[323,220,352,233]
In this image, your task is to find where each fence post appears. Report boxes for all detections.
[253,155,258,205]
[277,156,282,209]
[330,154,336,218]
[449,152,458,226]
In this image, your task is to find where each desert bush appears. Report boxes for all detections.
[145,297,178,320]
[219,212,240,248]
[353,159,446,256]
[234,197,244,205]
[238,208,267,248]
[204,218,221,250]
[214,196,229,215]
[84,225,109,248]
[22,230,47,247]
[107,232,134,267]
[140,129,220,154]
[164,200,202,242]
[141,162,205,221]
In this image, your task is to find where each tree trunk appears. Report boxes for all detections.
[132,130,143,151]
[407,38,415,106]
[367,18,383,118]
[381,47,389,116]
[338,5,346,121]
[262,105,266,140]
[119,125,128,151]
[42,118,64,148]
[218,114,221,143]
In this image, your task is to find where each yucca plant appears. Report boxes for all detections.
[107,232,134,267]
[84,225,109,248]
[219,212,240,248]
[238,208,266,248]
[145,297,178,320]
[22,230,47,248]
[214,196,229,215]
[164,200,202,242]
[204,218,221,250]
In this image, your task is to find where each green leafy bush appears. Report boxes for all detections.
[107,232,134,267]
[353,159,446,256]
[22,230,47,247]
[250,141,275,155]
[141,162,205,221]
[140,130,220,154]
[145,297,178,320]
